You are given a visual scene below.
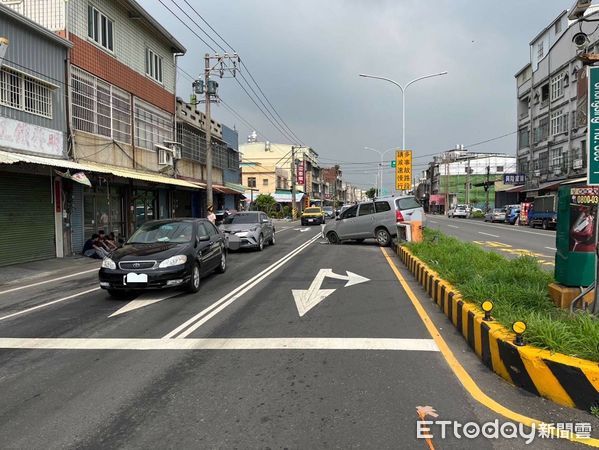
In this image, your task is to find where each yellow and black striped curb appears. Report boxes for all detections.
[397,244,599,412]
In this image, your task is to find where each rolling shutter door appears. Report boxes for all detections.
[70,183,84,254]
[0,173,55,266]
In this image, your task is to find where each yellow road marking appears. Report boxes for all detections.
[381,247,599,448]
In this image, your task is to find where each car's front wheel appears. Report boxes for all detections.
[327,231,340,244]
[270,232,276,245]
[187,262,201,293]
[257,234,264,251]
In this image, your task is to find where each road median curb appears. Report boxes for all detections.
[395,243,599,413]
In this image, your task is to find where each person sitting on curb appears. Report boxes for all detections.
[82,234,109,259]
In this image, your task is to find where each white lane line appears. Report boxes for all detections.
[478,232,500,238]
[275,227,293,233]
[0,268,99,296]
[0,287,100,321]
[432,217,555,238]
[447,225,459,229]
[0,337,440,352]
[164,234,321,339]
[545,247,557,251]
[428,221,439,224]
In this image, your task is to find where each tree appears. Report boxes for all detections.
[365,187,378,199]
[254,193,276,214]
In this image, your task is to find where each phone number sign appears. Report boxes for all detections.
[588,67,599,185]
[395,150,412,190]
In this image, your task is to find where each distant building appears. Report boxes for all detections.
[418,148,516,212]
[515,6,595,196]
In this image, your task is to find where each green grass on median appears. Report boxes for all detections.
[406,229,599,363]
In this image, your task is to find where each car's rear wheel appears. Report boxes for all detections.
[187,262,201,293]
[542,219,548,230]
[327,231,340,245]
[375,228,391,247]
[215,251,227,274]
[257,234,264,251]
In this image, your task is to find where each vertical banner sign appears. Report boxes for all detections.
[588,67,599,185]
[296,161,305,186]
[395,150,413,190]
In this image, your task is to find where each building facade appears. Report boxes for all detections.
[0,2,72,266]
[516,7,596,195]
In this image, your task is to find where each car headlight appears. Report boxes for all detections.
[235,231,249,237]
[101,258,116,270]
[158,255,188,268]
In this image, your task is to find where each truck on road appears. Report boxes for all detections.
[528,195,557,230]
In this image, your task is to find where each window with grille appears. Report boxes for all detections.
[71,66,131,143]
[88,5,113,52]
[550,74,564,100]
[248,177,256,188]
[134,98,173,151]
[549,147,563,171]
[145,48,163,83]
[550,110,567,135]
[0,66,53,118]
[537,41,544,59]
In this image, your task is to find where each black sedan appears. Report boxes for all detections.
[99,218,227,298]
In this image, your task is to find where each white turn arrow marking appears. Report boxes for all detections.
[292,268,370,317]
[293,228,311,232]
[109,291,179,317]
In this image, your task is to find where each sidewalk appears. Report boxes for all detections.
[0,256,100,287]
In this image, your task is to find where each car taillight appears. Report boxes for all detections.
[396,210,405,222]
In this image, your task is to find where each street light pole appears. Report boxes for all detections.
[364,146,396,195]
[359,71,448,151]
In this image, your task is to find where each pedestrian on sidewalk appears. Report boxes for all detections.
[207,205,216,225]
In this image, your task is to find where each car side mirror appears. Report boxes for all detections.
[261,219,269,223]
[197,235,210,242]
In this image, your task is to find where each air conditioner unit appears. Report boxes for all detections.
[573,158,583,169]
[547,135,554,143]
[158,148,173,166]
[172,147,182,160]
[553,168,562,176]
[534,170,541,176]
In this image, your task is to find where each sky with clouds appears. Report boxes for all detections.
[141,0,567,191]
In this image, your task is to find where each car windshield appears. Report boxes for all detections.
[305,208,321,213]
[128,222,193,244]
[323,207,333,212]
[224,213,259,224]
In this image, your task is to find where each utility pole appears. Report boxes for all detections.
[444,157,450,213]
[465,158,471,205]
[485,165,490,213]
[204,54,213,211]
[193,53,240,212]
[291,146,297,220]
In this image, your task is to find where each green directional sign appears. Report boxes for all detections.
[588,67,599,185]
[390,160,396,168]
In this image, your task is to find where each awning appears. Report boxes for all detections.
[224,182,247,194]
[523,180,563,192]
[213,184,241,195]
[272,192,305,203]
[0,149,199,189]
[504,185,525,193]
[560,177,587,185]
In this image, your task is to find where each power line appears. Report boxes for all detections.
[175,0,305,145]
[465,131,517,148]
[157,0,216,52]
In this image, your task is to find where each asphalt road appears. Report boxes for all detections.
[426,215,557,269]
[0,222,592,449]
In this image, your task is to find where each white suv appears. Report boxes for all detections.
[323,195,425,246]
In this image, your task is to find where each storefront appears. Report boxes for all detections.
[0,172,55,267]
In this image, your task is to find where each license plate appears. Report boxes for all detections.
[126,273,148,284]
[308,218,314,222]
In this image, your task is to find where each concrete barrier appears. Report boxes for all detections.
[396,244,599,412]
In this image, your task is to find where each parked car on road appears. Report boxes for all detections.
[219,211,275,251]
[505,206,520,225]
[323,195,424,246]
[323,206,335,219]
[448,204,468,218]
[484,208,506,223]
[99,218,227,298]
[301,207,326,226]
